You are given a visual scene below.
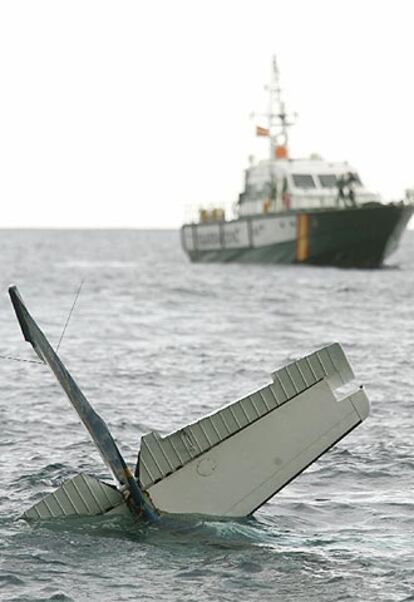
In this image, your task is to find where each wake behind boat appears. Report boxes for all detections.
[181,57,414,268]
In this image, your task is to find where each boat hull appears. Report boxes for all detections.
[182,203,414,268]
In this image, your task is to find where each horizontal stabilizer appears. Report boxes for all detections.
[137,343,354,489]
[137,344,369,517]
[23,473,125,520]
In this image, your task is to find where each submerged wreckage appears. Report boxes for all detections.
[10,286,369,522]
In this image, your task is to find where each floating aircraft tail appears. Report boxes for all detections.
[136,344,369,517]
[9,285,158,522]
[10,286,370,523]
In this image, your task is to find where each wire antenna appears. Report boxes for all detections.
[56,279,85,353]
[0,354,42,365]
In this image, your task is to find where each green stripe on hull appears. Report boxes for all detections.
[187,239,296,264]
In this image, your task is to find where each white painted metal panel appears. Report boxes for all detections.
[272,343,355,391]
[182,226,195,251]
[222,221,250,249]
[23,473,125,520]
[195,224,222,250]
[138,344,355,490]
[146,381,369,517]
[251,216,296,247]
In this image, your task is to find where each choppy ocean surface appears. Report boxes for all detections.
[0,229,413,602]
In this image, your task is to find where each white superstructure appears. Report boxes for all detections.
[238,157,381,217]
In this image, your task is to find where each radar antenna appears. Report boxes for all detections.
[266,55,296,160]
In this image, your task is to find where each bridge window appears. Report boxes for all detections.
[292,174,316,189]
[318,174,337,188]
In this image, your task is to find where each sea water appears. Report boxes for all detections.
[0,229,413,602]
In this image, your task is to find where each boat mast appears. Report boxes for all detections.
[267,56,293,160]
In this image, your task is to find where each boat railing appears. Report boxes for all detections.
[184,202,234,224]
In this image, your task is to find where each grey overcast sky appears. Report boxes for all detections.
[0,0,413,228]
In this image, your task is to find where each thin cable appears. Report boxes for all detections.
[56,279,85,353]
[0,354,43,365]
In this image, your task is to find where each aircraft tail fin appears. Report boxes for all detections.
[9,285,158,522]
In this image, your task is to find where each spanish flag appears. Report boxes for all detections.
[256,126,269,137]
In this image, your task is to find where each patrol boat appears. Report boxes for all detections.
[181,58,414,268]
